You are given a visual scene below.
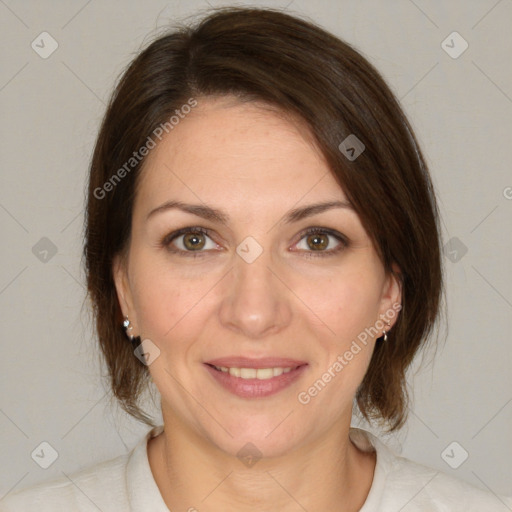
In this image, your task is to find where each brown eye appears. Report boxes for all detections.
[162,227,218,256]
[183,232,206,251]
[293,228,348,257]
[306,233,329,251]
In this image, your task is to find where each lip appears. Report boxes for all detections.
[204,356,308,369]
[204,358,308,399]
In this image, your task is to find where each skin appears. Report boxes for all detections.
[114,96,402,511]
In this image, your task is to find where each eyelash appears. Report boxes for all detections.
[160,226,349,259]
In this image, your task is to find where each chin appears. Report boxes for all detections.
[204,413,306,460]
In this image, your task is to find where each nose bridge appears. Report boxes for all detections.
[218,241,292,338]
[235,245,274,293]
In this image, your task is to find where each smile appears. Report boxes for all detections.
[204,362,308,398]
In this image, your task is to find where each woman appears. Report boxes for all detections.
[2,7,511,511]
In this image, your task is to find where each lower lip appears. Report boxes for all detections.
[204,364,308,398]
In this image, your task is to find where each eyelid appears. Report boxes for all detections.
[161,226,213,247]
[290,227,349,255]
[161,226,221,257]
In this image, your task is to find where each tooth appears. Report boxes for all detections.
[240,368,257,379]
[216,366,297,379]
[256,368,274,380]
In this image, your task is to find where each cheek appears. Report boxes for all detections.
[298,275,381,406]
[129,251,218,344]
[336,282,380,337]
[297,266,383,344]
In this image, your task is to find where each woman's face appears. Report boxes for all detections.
[114,96,401,457]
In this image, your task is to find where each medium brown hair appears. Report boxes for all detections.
[84,7,443,430]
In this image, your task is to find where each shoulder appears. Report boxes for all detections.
[351,428,512,511]
[0,451,130,512]
[385,452,512,511]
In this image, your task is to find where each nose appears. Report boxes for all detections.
[218,248,293,339]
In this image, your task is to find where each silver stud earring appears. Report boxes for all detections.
[382,320,391,342]
[123,316,134,341]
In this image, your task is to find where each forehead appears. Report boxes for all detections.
[135,97,347,214]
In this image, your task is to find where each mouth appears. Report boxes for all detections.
[203,358,308,398]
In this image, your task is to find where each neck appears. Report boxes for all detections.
[147,413,376,511]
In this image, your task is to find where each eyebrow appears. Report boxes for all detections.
[146,199,354,224]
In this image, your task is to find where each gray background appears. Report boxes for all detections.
[1,0,511,501]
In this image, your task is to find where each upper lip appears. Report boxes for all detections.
[204,357,308,369]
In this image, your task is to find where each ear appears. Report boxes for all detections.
[112,253,137,330]
[378,262,402,329]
